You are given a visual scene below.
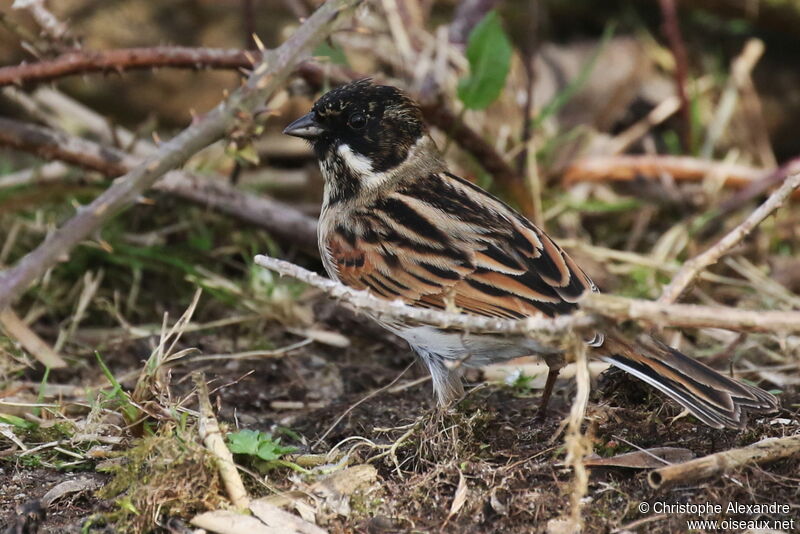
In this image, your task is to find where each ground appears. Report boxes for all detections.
[2,309,797,533]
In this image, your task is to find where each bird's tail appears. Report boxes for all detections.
[595,331,779,429]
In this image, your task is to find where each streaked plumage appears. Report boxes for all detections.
[284,79,779,429]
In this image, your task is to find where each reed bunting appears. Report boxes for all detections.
[284,79,778,429]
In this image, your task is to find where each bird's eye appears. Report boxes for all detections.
[348,112,367,130]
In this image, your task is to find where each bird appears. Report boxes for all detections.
[283,79,779,429]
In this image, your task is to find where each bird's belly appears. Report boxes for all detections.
[388,323,561,367]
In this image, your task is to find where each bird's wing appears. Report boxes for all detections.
[322,171,597,319]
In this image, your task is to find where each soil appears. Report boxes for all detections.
[1,309,798,534]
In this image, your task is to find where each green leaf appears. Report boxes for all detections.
[313,41,349,67]
[227,429,261,456]
[228,429,297,462]
[256,437,296,461]
[457,11,512,110]
[0,414,37,430]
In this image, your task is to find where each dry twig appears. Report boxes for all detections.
[563,342,591,531]
[254,254,593,338]
[583,293,800,333]
[12,0,71,42]
[257,254,800,335]
[659,171,800,303]
[448,0,503,47]
[0,0,359,311]
[0,308,66,368]
[648,434,800,489]
[563,154,800,198]
[700,39,765,160]
[194,373,250,510]
[702,155,800,234]
[0,161,70,189]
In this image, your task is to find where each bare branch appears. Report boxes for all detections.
[563,154,800,196]
[448,0,503,47]
[256,254,800,335]
[701,155,800,234]
[0,47,256,87]
[0,117,129,175]
[0,161,71,189]
[583,293,800,333]
[0,0,361,311]
[564,341,590,531]
[254,254,593,338]
[157,173,318,252]
[700,39,765,160]
[0,308,67,368]
[12,0,71,42]
[658,172,800,303]
[649,434,800,489]
[0,117,318,252]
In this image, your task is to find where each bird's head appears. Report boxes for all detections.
[284,80,443,204]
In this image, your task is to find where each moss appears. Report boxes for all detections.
[98,423,225,533]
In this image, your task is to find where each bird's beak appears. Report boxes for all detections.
[283,112,325,139]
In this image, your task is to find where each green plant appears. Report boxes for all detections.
[0,414,37,430]
[457,10,512,110]
[505,369,537,396]
[95,352,140,424]
[227,428,297,462]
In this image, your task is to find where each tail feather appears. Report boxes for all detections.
[413,345,465,405]
[596,331,779,429]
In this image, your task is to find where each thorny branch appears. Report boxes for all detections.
[0,0,361,311]
[0,46,532,217]
[0,117,319,251]
[0,47,256,87]
[659,171,800,303]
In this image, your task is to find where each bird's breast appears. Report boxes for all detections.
[316,207,341,282]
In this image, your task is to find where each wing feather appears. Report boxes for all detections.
[321,172,597,320]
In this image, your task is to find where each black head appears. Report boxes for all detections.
[283,79,427,173]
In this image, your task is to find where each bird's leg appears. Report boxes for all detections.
[536,354,565,420]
